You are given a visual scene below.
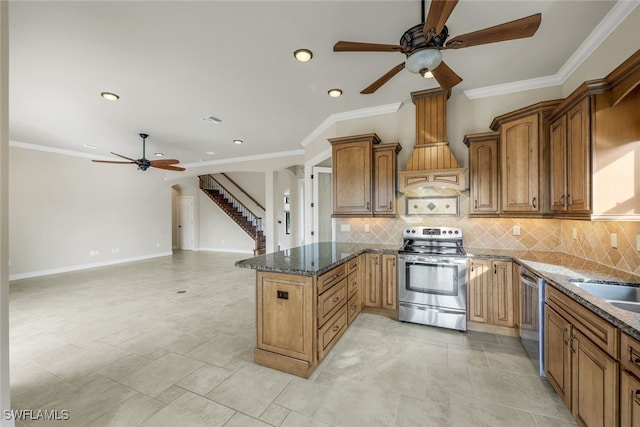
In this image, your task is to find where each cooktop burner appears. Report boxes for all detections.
[399,226,465,256]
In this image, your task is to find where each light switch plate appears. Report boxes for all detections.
[340,224,350,232]
[364,224,370,233]
[572,228,577,239]
[611,233,618,249]
[512,225,520,236]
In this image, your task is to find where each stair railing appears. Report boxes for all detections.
[199,175,263,235]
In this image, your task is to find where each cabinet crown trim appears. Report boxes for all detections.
[489,99,563,131]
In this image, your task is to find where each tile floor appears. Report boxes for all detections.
[9,251,576,426]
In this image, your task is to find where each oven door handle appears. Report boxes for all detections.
[520,275,539,289]
[398,255,466,265]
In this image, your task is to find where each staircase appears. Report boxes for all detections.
[199,174,266,255]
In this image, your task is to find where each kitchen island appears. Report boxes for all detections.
[236,242,399,378]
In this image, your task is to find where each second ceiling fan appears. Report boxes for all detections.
[334,0,542,94]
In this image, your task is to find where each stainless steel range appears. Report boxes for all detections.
[398,226,467,331]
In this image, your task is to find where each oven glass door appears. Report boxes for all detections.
[398,256,467,310]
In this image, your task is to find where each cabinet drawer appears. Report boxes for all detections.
[546,286,619,358]
[347,270,359,299]
[347,257,359,273]
[348,292,361,325]
[318,305,348,361]
[318,279,347,327]
[318,264,347,294]
[622,333,640,378]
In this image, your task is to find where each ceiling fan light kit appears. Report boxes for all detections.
[333,0,542,93]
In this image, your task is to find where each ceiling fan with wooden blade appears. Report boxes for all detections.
[333,0,542,93]
[92,133,185,172]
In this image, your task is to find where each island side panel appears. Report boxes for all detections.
[255,271,316,377]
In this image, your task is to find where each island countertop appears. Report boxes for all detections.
[235,242,400,276]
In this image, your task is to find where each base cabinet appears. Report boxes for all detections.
[545,286,620,427]
[364,253,397,310]
[467,258,515,328]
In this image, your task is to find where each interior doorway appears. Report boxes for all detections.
[313,166,333,243]
[178,196,195,250]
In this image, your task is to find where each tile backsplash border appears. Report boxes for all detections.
[334,189,640,276]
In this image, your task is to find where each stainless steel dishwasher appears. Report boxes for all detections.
[519,267,545,376]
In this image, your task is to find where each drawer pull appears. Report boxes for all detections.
[634,357,640,366]
[532,197,537,209]
[561,327,569,345]
[569,334,576,354]
[332,325,340,332]
[332,296,340,303]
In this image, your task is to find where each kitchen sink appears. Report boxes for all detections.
[607,300,640,314]
[569,280,640,313]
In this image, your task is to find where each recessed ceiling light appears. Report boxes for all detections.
[201,115,223,124]
[100,91,119,101]
[233,139,243,145]
[294,49,313,62]
[328,88,343,98]
[206,151,216,155]
[154,152,164,157]
[83,144,99,149]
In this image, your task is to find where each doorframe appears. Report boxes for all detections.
[312,166,333,244]
[178,196,195,250]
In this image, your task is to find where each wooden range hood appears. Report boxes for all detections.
[399,88,466,192]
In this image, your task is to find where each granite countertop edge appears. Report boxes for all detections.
[238,244,640,341]
[467,248,640,342]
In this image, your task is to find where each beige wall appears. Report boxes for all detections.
[9,146,173,278]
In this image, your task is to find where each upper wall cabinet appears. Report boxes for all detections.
[464,132,500,217]
[329,133,401,218]
[549,49,640,220]
[490,100,562,217]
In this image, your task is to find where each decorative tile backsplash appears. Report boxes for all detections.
[335,189,640,276]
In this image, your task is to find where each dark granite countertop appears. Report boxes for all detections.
[468,248,640,341]
[237,243,640,341]
[235,242,400,276]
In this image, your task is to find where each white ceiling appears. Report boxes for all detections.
[8,0,621,167]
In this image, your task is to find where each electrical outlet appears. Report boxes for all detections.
[364,224,370,233]
[512,225,520,236]
[572,228,577,239]
[611,233,618,249]
[340,224,350,232]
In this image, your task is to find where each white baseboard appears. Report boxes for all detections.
[198,247,254,255]
[9,251,173,281]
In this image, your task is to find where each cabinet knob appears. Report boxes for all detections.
[332,296,340,303]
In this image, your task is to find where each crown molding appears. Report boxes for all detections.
[464,0,638,100]
[181,148,304,168]
[299,102,402,147]
[9,140,111,160]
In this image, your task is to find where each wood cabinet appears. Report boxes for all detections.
[467,258,515,328]
[545,286,620,427]
[490,100,561,217]
[549,97,591,214]
[372,144,401,217]
[621,333,640,427]
[330,134,377,216]
[464,132,500,217]
[364,253,397,310]
[346,255,361,325]
[329,134,401,218]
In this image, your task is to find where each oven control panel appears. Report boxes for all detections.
[403,226,462,239]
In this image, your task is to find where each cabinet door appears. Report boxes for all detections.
[571,329,619,427]
[364,253,381,307]
[550,115,568,212]
[491,260,514,327]
[621,370,640,427]
[373,147,397,216]
[501,114,540,212]
[467,259,490,323]
[381,254,397,310]
[566,97,591,213]
[469,139,499,214]
[332,140,372,215]
[545,305,572,407]
[256,272,314,362]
